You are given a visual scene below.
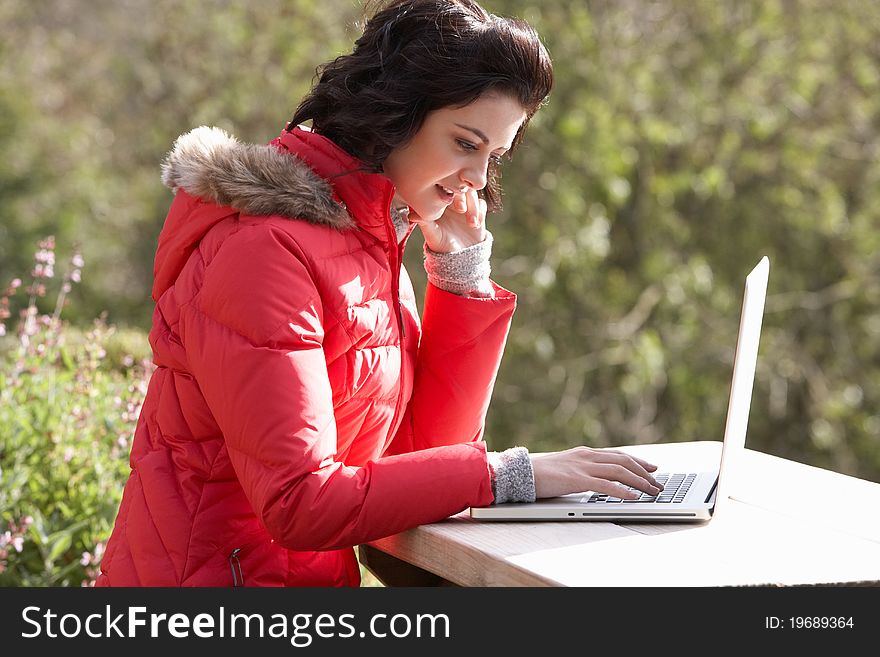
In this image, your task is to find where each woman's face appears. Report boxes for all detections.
[382,92,527,221]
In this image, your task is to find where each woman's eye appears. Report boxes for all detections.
[457,138,505,166]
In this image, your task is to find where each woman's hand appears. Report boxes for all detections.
[530,447,664,500]
[411,188,487,253]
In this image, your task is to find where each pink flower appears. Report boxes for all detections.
[35,249,55,266]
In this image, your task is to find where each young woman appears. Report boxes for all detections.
[97,0,663,587]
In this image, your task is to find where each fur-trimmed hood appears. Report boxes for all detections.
[152,125,400,300]
[160,126,354,230]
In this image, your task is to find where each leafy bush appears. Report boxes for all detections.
[0,237,153,586]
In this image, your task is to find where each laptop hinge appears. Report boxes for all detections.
[705,477,719,505]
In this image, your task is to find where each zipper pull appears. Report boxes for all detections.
[229,548,244,587]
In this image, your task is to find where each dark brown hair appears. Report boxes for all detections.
[288,0,553,210]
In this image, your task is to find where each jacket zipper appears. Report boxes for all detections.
[397,303,406,338]
[392,237,407,339]
[229,548,244,587]
[387,223,412,442]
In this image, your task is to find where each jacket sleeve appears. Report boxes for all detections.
[182,225,494,552]
[384,279,517,456]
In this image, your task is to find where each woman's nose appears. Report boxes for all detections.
[460,162,488,191]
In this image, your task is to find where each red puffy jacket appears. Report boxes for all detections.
[96,126,515,586]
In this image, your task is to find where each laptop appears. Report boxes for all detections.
[470,256,770,522]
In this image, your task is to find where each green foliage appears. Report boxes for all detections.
[0,245,152,586]
[0,0,362,328]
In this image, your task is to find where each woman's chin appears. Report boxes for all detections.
[417,206,446,222]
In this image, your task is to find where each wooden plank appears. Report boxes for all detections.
[370,514,640,586]
[357,544,452,587]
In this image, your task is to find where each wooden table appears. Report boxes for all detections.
[360,441,880,586]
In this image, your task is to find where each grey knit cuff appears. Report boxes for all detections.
[423,231,494,297]
[487,446,536,505]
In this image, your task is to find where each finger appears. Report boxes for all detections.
[475,196,487,228]
[590,463,663,497]
[465,189,482,227]
[595,450,663,489]
[411,213,443,251]
[453,192,468,214]
[583,478,642,501]
[629,454,660,473]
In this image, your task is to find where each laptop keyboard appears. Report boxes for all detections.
[584,473,696,504]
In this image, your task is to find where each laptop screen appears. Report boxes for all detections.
[712,256,769,514]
